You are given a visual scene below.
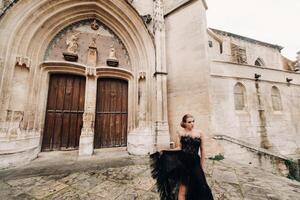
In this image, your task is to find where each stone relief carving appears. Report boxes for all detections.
[45,19,131,69]
[4,110,24,139]
[63,32,80,62]
[91,19,99,30]
[142,14,152,24]
[66,32,80,54]
[81,112,95,136]
[15,56,31,69]
[86,37,98,67]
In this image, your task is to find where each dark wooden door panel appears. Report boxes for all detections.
[94,78,128,148]
[42,74,85,151]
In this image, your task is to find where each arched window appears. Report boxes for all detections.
[234,83,246,110]
[254,58,265,66]
[271,86,282,111]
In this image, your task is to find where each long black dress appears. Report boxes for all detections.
[150,135,214,200]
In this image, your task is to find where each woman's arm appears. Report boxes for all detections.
[172,130,182,150]
[199,131,206,169]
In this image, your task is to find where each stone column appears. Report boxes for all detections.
[153,0,170,150]
[79,41,97,156]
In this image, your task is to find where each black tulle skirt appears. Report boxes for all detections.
[150,150,214,200]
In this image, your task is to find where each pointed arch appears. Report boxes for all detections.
[234,82,246,110]
[254,57,265,66]
[271,86,282,111]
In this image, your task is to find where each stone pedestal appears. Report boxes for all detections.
[63,52,78,62]
[79,133,94,156]
[78,112,95,156]
[154,121,170,151]
[127,127,155,155]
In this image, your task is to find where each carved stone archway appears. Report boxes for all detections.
[0,0,169,166]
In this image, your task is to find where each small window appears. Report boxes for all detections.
[219,43,223,54]
[234,83,246,110]
[271,86,282,111]
[255,58,265,66]
[208,41,213,47]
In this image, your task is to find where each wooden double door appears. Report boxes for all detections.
[42,74,128,151]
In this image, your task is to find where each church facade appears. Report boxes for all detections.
[0,0,299,168]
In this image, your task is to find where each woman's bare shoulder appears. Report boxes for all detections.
[194,129,205,138]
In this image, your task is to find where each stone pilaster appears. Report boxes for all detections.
[79,75,97,156]
[153,0,170,151]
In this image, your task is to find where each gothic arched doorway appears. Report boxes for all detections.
[94,78,128,148]
[42,74,86,151]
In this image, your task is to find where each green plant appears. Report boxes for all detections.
[285,159,300,182]
[209,154,224,161]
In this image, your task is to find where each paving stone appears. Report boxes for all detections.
[114,187,144,200]
[130,176,155,191]
[88,180,127,199]
[1,155,300,200]
[27,179,68,199]
[212,168,239,184]
[60,172,93,185]
[46,187,100,200]
[71,175,104,192]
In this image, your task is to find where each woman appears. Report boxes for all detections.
[150,114,214,200]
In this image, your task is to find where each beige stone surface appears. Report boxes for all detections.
[0,0,299,171]
[0,151,300,200]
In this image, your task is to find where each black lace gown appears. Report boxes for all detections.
[150,136,214,200]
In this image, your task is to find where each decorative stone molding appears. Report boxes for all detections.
[15,56,31,69]
[86,37,98,67]
[153,0,164,33]
[90,19,99,30]
[85,67,96,77]
[139,71,146,80]
[142,14,152,24]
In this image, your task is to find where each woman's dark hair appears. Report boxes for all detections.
[180,114,194,128]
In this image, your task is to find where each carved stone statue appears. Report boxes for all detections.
[66,33,80,54]
[106,44,119,67]
[63,32,80,62]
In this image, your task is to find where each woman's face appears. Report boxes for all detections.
[185,117,194,130]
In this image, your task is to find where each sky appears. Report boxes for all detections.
[206,0,300,60]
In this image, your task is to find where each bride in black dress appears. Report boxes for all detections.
[150,114,214,200]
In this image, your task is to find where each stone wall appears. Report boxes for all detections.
[208,31,283,70]
[210,61,300,157]
[165,0,212,142]
[215,135,289,176]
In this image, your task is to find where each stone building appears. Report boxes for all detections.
[0,0,299,169]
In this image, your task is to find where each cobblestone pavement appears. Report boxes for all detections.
[0,149,300,200]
